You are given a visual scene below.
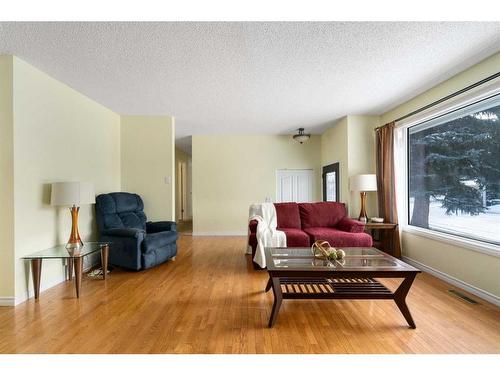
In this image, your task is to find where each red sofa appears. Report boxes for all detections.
[248,202,372,269]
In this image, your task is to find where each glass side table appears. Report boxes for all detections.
[22,242,110,299]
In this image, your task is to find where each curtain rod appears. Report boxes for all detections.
[375,71,500,130]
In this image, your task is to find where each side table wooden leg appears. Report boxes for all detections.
[101,244,109,280]
[74,257,83,298]
[67,258,73,280]
[268,277,283,328]
[31,259,42,300]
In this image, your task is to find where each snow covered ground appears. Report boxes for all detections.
[409,199,500,245]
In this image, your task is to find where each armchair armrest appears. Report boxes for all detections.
[146,221,176,233]
[336,217,366,233]
[101,228,146,239]
[99,228,145,271]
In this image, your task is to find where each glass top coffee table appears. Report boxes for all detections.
[22,242,110,299]
[264,247,420,328]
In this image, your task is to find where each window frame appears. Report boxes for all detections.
[395,77,500,258]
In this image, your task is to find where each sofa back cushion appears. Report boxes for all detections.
[274,202,301,229]
[298,202,347,228]
[95,192,147,232]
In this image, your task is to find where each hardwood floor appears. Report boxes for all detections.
[0,236,499,354]
[176,219,193,235]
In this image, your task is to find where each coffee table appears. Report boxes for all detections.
[22,242,110,300]
[264,247,420,328]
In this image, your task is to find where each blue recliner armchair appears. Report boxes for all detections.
[95,192,178,270]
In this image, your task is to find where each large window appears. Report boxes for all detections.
[408,95,500,246]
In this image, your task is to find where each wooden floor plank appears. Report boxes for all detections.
[0,235,499,353]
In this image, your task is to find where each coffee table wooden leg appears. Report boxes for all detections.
[265,276,272,292]
[31,259,42,300]
[101,244,109,280]
[394,273,417,328]
[268,277,283,328]
[67,258,73,280]
[74,257,83,298]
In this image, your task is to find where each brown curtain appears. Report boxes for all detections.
[376,122,401,258]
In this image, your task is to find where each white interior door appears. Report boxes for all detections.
[276,169,314,203]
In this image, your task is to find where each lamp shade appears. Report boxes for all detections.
[350,174,377,192]
[50,182,95,206]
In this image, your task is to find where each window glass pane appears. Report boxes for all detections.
[408,97,500,246]
[326,172,336,201]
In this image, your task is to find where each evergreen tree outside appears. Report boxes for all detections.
[408,101,500,244]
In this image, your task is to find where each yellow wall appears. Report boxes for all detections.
[192,135,322,234]
[380,52,500,299]
[121,116,175,222]
[321,115,379,218]
[12,57,121,302]
[347,115,379,218]
[321,117,349,203]
[0,56,15,300]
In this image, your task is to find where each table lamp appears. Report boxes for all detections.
[50,182,95,249]
[350,174,377,223]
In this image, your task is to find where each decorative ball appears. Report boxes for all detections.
[327,249,338,260]
[336,249,346,259]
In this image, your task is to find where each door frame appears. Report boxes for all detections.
[322,162,340,202]
[177,161,188,221]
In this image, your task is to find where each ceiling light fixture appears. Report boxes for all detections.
[293,128,311,144]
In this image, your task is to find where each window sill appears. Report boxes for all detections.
[402,225,500,258]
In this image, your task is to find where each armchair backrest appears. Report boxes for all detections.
[95,192,147,232]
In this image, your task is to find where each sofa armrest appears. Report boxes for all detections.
[102,228,146,239]
[146,221,176,233]
[336,217,366,233]
[249,219,258,234]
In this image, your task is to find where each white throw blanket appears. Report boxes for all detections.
[248,203,286,268]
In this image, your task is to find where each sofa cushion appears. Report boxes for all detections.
[303,227,373,247]
[298,202,347,229]
[274,202,301,229]
[142,231,179,253]
[278,228,310,247]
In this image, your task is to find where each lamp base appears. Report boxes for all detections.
[358,191,368,223]
[65,241,83,250]
[66,205,83,249]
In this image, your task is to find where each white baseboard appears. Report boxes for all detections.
[402,256,500,307]
[15,274,67,305]
[192,231,247,236]
[0,297,16,307]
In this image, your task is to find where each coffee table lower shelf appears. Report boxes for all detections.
[277,277,393,299]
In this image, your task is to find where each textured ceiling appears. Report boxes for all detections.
[1,22,500,153]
